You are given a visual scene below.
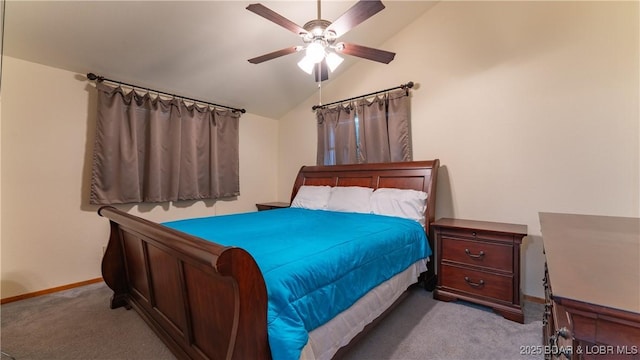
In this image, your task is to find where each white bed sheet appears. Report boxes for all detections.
[299,259,428,360]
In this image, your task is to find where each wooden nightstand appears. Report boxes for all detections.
[432,218,527,323]
[255,202,290,211]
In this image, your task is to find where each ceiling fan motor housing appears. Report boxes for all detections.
[302,19,336,44]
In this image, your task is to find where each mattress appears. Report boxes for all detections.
[163,208,431,360]
[301,259,428,360]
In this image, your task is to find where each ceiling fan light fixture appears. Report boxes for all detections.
[325,52,343,72]
[306,42,326,63]
[297,56,316,74]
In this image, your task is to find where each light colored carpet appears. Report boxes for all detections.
[1,282,175,360]
[341,287,543,360]
[1,282,543,360]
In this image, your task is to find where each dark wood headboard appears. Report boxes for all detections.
[290,160,440,235]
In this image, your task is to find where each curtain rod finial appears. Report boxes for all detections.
[87,73,104,82]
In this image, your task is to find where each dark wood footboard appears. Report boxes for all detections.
[99,206,271,360]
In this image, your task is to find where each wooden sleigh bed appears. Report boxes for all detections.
[99,160,439,360]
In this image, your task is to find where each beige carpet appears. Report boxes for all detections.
[341,287,543,360]
[1,282,543,360]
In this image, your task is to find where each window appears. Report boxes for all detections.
[323,115,363,166]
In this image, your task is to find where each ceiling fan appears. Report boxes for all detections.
[246,0,396,82]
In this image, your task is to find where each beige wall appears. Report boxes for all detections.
[0,57,280,299]
[278,1,640,298]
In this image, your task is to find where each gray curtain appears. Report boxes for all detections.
[90,82,240,205]
[316,88,412,165]
[316,104,358,165]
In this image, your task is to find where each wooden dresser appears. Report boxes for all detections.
[433,218,527,323]
[540,212,640,359]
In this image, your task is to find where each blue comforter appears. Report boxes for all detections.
[163,207,430,360]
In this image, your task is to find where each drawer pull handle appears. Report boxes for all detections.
[556,327,570,339]
[548,328,572,359]
[548,328,570,343]
[464,248,485,259]
[464,276,485,287]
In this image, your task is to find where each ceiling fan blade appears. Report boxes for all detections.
[314,61,329,82]
[248,46,299,64]
[337,42,395,64]
[326,0,385,38]
[246,3,307,36]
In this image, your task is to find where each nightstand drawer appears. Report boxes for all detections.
[441,237,513,272]
[440,263,513,303]
[439,227,515,243]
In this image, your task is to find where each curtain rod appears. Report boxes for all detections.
[86,73,246,114]
[312,81,414,111]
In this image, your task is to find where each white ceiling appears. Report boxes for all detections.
[3,1,437,118]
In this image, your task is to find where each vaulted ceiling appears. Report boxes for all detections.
[3,1,437,118]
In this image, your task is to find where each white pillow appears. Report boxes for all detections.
[370,188,428,226]
[327,186,374,214]
[290,185,332,210]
